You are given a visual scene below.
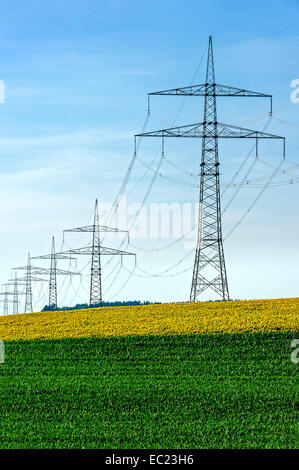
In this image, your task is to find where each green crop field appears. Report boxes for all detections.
[0,332,297,449]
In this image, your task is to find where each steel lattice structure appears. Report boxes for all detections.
[4,277,27,315]
[11,258,48,313]
[0,295,13,315]
[24,253,33,313]
[61,199,135,306]
[24,237,80,309]
[13,273,19,314]
[137,36,285,301]
[49,237,57,308]
[0,279,24,315]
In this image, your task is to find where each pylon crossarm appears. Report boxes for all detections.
[0,291,24,295]
[52,269,80,276]
[137,122,284,140]
[9,277,48,282]
[13,265,49,272]
[31,268,80,276]
[149,84,208,96]
[57,246,135,256]
[149,83,273,115]
[149,83,271,98]
[215,84,271,99]
[217,122,284,140]
[64,225,127,233]
[4,283,26,287]
[136,123,203,138]
[31,254,76,260]
[13,266,80,276]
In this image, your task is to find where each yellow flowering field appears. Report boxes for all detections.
[0,297,298,341]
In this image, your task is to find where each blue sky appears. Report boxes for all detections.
[0,0,298,309]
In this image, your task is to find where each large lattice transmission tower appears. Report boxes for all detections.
[137,35,285,301]
[60,199,135,306]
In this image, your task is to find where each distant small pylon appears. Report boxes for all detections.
[61,199,135,307]
[24,253,33,313]
[29,239,79,309]
[90,199,102,306]
[4,291,8,316]
[13,272,18,315]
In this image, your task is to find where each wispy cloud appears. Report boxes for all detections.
[7,86,52,98]
[0,127,133,148]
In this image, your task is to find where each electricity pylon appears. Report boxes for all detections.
[4,276,26,315]
[8,276,47,314]
[0,291,10,315]
[137,35,285,301]
[11,252,48,313]
[9,275,47,313]
[49,237,57,308]
[25,253,32,313]
[17,238,79,309]
[61,199,135,306]
[0,295,13,315]
[0,280,24,315]
[13,272,19,314]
